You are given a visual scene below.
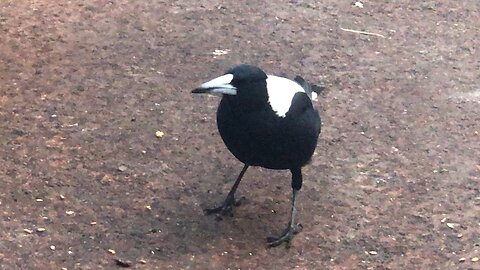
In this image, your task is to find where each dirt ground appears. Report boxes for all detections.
[1,0,479,269]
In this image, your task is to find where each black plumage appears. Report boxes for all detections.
[192,64,321,247]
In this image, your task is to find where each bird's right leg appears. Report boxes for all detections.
[267,167,303,247]
[204,164,249,217]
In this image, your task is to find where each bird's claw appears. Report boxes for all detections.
[266,223,303,248]
[203,196,246,219]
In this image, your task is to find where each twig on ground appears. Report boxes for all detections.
[340,27,386,38]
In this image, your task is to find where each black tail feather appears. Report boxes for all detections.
[294,76,325,99]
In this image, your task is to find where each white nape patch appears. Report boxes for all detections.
[266,75,305,117]
[200,74,237,95]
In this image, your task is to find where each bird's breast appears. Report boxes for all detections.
[216,98,319,169]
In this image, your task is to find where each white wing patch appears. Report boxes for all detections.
[266,75,305,117]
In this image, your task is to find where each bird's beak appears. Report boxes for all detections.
[192,74,237,95]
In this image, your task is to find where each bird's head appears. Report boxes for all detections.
[192,64,267,98]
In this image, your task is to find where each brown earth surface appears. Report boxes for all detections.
[1,0,479,269]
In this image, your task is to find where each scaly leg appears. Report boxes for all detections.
[204,164,249,217]
[267,167,303,247]
[267,189,302,247]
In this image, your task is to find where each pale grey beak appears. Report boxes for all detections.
[192,74,237,95]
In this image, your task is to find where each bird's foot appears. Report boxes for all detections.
[203,196,246,219]
[266,223,303,248]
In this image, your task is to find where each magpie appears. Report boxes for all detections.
[192,64,321,247]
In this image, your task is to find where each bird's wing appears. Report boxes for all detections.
[286,92,314,116]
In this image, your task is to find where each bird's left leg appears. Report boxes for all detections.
[267,167,303,247]
[204,164,249,217]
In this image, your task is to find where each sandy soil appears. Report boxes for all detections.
[1,0,479,269]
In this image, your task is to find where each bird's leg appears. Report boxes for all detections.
[267,189,302,247]
[204,164,249,217]
[267,168,303,247]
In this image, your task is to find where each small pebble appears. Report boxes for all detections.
[23,229,33,234]
[90,221,97,225]
[145,205,152,210]
[59,195,66,200]
[65,210,75,215]
[446,223,456,229]
[212,49,230,56]
[114,258,132,268]
[472,257,479,262]
[36,198,43,202]
[108,249,116,255]
[155,131,165,138]
[138,259,147,264]
[459,257,466,262]
[118,165,127,172]
[37,228,46,232]
[50,245,56,250]
[354,1,364,8]
[368,251,378,255]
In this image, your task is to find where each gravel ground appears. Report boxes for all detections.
[1,0,479,269]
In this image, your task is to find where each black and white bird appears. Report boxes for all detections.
[192,64,321,247]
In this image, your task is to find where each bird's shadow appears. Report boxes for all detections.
[118,180,286,264]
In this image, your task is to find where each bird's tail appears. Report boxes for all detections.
[294,76,325,101]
